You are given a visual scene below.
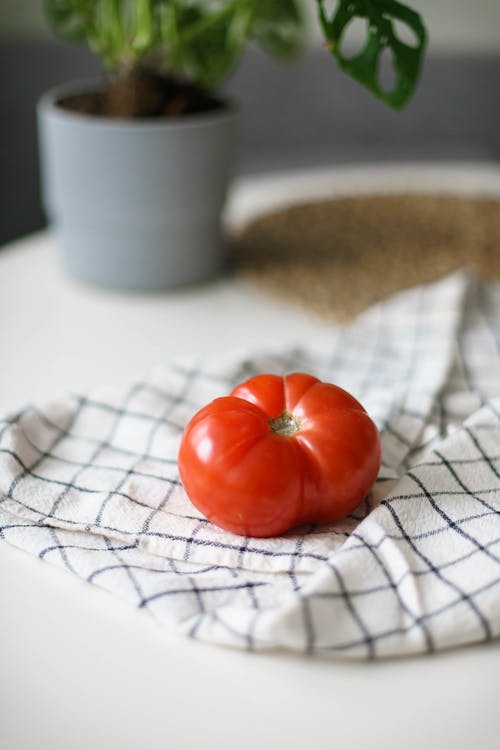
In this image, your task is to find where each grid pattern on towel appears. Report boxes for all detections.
[0,273,499,658]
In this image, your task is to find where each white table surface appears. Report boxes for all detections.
[1,164,500,750]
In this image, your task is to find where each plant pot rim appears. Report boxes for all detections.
[37,77,238,131]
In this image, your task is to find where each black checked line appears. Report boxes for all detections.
[187,576,207,638]
[90,367,204,600]
[49,526,77,574]
[243,583,262,652]
[40,541,136,560]
[167,558,218,576]
[86,362,204,617]
[5,398,87,505]
[7,507,496,597]
[0,490,331,563]
[81,397,186,433]
[3,512,496,652]
[317,574,500,653]
[185,578,500,656]
[4,480,500,571]
[353,303,388,398]
[87,560,198,583]
[0,412,23,443]
[432,447,500,523]
[410,452,500,470]
[6,425,178,479]
[0,446,183,516]
[387,507,499,544]
[464,423,500,484]
[383,499,493,641]
[93,396,177,526]
[0,521,35,538]
[296,587,316,655]
[168,335,339,392]
[33,406,177,465]
[182,519,211,562]
[391,286,447,471]
[348,530,435,652]
[408,467,500,565]
[204,609,260,649]
[311,534,500,600]
[325,558,376,658]
[381,484,500,505]
[46,383,145,519]
[138,362,204,537]
[456,321,488,409]
[287,526,316,654]
[103,536,144,602]
[33,521,500,596]
[138,581,266,608]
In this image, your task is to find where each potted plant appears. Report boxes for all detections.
[38,0,426,291]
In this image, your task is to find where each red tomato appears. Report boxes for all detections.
[178,373,381,538]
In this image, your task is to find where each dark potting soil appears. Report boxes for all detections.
[58,71,223,119]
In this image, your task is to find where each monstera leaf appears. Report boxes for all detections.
[317,0,427,109]
[44,0,426,108]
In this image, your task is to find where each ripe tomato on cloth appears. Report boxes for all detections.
[178,373,381,538]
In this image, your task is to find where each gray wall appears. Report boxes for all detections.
[3,0,500,52]
[1,35,500,247]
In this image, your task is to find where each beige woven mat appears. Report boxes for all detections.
[231,195,500,320]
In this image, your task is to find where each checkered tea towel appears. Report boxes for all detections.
[1,272,499,659]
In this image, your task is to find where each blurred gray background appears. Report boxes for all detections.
[1,0,500,247]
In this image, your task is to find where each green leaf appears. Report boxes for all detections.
[44,0,425,104]
[160,2,243,88]
[43,0,94,44]
[250,0,305,60]
[44,0,306,86]
[317,0,427,109]
[157,0,304,89]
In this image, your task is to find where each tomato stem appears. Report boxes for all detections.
[269,411,300,437]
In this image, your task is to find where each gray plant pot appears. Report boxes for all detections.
[37,81,238,290]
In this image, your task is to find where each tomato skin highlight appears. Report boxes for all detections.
[178,373,381,538]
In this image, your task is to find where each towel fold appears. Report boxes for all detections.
[1,272,499,657]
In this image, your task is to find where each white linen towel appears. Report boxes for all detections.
[1,272,499,658]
